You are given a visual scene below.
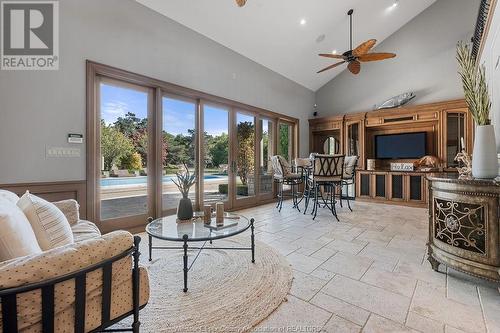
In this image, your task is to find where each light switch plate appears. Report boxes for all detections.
[46,147,81,158]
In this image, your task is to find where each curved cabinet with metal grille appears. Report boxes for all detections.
[427,174,500,282]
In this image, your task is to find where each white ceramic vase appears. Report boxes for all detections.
[472,124,498,178]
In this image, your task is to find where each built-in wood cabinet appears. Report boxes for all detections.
[309,99,472,207]
[357,171,427,207]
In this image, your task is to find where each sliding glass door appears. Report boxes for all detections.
[232,111,257,208]
[258,118,275,199]
[278,122,295,162]
[200,108,275,209]
[202,103,231,206]
[162,95,197,215]
[98,78,154,228]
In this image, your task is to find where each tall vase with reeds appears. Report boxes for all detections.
[172,164,196,220]
[457,41,498,178]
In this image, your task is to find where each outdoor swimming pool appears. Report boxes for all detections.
[101,174,225,187]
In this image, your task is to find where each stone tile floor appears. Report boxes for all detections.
[235,200,500,333]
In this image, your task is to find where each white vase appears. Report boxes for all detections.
[472,124,498,178]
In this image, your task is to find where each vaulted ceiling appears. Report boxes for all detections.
[136,0,437,91]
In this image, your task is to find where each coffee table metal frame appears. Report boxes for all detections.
[146,216,255,292]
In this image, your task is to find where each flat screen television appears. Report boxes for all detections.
[375,132,426,159]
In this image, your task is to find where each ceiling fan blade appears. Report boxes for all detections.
[358,52,396,62]
[348,61,361,75]
[235,0,247,6]
[318,53,345,60]
[352,39,377,56]
[317,61,346,73]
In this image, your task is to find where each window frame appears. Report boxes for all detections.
[87,61,299,232]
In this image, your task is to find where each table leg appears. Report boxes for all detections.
[251,219,255,263]
[148,234,152,262]
[183,235,189,292]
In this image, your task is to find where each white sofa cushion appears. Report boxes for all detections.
[17,191,74,251]
[0,189,19,204]
[0,198,42,261]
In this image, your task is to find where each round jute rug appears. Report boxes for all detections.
[116,235,292,333]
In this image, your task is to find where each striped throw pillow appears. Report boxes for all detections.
[17,191,74,250]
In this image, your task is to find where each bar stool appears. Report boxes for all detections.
[340,155,359,211]
[271,155,302,212]
[294,157,313,214]
[306,154,345,221]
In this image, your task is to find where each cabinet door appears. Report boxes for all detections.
[406,175,425,204]
[358,172,371,198]
[389,174,405,201]
[444,112,465,168]
[442,109,473,169]
[346,122,360,156]
[344,120,365,169]
[374,173,387,199]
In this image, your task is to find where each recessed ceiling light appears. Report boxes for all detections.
[300,18,307,26]
[332,50,337,54]
[389,0,399,9]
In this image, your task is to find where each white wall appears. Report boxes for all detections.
[479,2,500,153]
[0,0,314,184]
[314,0,479,116]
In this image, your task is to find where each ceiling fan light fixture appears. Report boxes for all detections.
[316,8,396,75]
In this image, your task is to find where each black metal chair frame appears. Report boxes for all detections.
[273,157,303,212]
[0,236,144,333]
[305,155,345,221]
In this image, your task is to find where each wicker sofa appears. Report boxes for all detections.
[0,196,149,333]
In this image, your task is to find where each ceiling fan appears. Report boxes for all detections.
[235,0,247,7]
[317,9,396,75]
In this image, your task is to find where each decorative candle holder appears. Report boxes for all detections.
[203,205,212,225]
[215,202,224,226]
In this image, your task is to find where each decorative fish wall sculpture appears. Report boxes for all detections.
[374,92,416,110]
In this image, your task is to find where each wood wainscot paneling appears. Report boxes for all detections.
[0,181,87,219]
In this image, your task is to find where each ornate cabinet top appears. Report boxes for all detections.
[427,173,500,189]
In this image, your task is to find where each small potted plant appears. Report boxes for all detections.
[457,41,497,178]
[172,163,196,221]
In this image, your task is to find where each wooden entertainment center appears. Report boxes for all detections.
[309,99,474,207]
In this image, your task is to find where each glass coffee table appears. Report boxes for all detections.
[146,214,255,292]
